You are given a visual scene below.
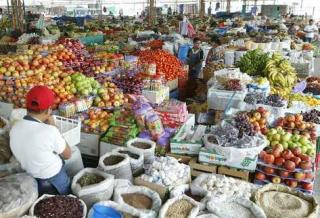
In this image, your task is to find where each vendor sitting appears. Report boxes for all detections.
[10,86,72,195]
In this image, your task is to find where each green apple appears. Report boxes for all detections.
[273,134,281,142]
[271,141,279,147]
[288,143,296,149]
[307,148,316,157]
[269,129,277,135]
[291,134,300,142]
[281,133,291,142]
[301,146,308,154]
[282,142,289,149]
[299,137,310,147]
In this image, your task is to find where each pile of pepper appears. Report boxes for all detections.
[137,50,184,81]
[147,40,164,50]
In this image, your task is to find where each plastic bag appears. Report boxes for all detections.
[29,194,87,218]
[87,201,140,218]
[127,138,156,165]
[158,195,200,218]
[99,153,133,181]
[65,146,84,177]
[207,197,267,218]
[71,168,114,208]
[114,185,162,218]
[9,109,27,127]
[112,147,144,175]
[0,173,38,218]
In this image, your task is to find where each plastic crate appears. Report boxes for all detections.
[207,87,247,111]
[53,115,81,147]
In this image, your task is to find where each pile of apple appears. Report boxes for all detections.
[82,108,110,134]
[93,78,127,108]
[247,107,269,134]
[71,73,101,96]
[276,114,317,143]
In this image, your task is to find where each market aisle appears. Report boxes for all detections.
[315,170,320,216]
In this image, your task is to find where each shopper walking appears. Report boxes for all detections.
[10,86,72,195]
[304,19,318,43]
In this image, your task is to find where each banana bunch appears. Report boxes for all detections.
[236,49,270,76]
[265,53,297,90]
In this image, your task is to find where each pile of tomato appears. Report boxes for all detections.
[137,49,184,81]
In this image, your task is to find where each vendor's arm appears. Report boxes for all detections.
[51,127,72,160]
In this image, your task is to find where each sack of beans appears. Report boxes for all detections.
[29,194,87,218]
[207,197,266,218]
[127,138,156,165]
[114,185,162,218]
[87,201,140,218]
[159,195,200,218]
[0,173,38,218]
[71,168,115,208]
[112,147,144,175]
[99,153,133,181]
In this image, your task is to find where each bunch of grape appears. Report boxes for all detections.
[264,94,285,107]
[302,109,320,124]
[244,93,265,105]
[234,113,255,138]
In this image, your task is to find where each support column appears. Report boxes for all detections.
[226,0,231,13]
[199,0,205,18]
[149,0,155,25]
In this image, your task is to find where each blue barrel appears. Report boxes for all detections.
[91,204,122,218]
[178,44,191,63]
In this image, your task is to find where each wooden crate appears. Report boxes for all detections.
[217,166,250,181]
[167,153,193,165]
[189,158,217,177]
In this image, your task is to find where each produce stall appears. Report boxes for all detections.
[0,12,320,218]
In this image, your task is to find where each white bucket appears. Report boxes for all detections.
[224,50,235,66]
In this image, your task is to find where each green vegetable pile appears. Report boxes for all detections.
[236,49,270,76]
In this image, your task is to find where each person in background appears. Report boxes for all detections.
[288,23,299,37]
[208,3,212,16]
[10,86,72,195]
[304,19,318,43]
[179,16,189,37]
[206,39,222,64]
[167,6,172,16]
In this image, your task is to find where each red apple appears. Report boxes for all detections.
[299,154,312,162]
[301,182,313,191]
[263,154,275,164]
[286,180,298,188]
[284,160,296,171]
[255,172,266,181]
[292,147,302,156]
[282,150,293,160]
[294,172,306,181]
[279,170,290,178]
[290,156,301,166]
[275,157,285,166]
[299,161,312,170]
[305,172,315,180]
[272,176,282,184]
[264,167,275,174]
[272,147,283,158]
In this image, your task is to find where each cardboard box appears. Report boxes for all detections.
[142,86,170,104]
[134,177,168,201]
[99,141,123,157]
[78,133,100,157]
[198,147,258,171]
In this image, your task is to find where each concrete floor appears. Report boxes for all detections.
[314,170,320,216]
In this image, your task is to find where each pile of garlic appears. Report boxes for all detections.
[200,175,252,199]
[141,156,190,188]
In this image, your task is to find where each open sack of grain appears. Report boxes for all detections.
[0,173,38,218]
[29,194,87,218]
[112,147,144,175]
[99,153,133,181]
[159,195,200,218]
[71,168,114,208]
[114,185,162,218]
[207,197,266,218]
[254,184,319,218]
[127,138,156,165]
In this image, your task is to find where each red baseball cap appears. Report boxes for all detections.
[26,86,55,111]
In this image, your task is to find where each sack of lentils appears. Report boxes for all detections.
[254,184,319,218]
[29,194,87,218]
[87,201,140,218]
[99,153,133,182]
[112,147,144,175]
[0,173,38,218]
[126,138,156,165]
[114,185,162,218]
[71,168,114,208]
[158,195,200,218]
[207,197,267,218]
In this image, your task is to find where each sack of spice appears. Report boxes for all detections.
[127,138,156,165]
[87,201,140,218]
[99,153,133,182]
[207,197,267,218]
[114,185,162,218]
[29,194,87,218]
[71,168,115,208]
[158,195,200,218]
[112,147,144,175]
[0,173,38,218]
[254,184,319,218]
